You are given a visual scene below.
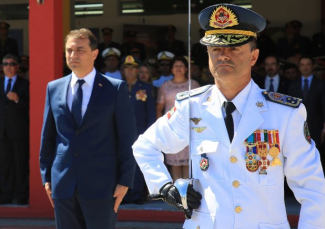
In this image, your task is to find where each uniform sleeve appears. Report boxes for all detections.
[282,104,325,229]
[132,99,189,193]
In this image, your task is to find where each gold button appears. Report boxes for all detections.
[235,206,242,213]
[232,180,240,188]
[230,156,237,163]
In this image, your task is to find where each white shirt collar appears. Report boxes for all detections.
[217,80,251,115]
[71,68,96,88]
[5,75,18,82]
[301,75,313,81]
[266,74,279,81]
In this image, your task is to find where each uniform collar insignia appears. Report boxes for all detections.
[256,101,263,107]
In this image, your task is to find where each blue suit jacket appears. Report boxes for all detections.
[40,72,137,199]
[129,80,156,136]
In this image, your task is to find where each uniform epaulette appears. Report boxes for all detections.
[176,85,213,101]
[262,91,302,108]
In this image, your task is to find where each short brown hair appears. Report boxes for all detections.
[249,38,257,51]
[65,28,98,51]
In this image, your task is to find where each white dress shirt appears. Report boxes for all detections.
[4,75,18,91]
[217,81,251,136]
[67,68,96,118]
[301,75,313,90]
[264,74,279,92]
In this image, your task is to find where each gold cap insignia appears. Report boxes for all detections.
[190,118,202,125]
[123,55,138,66]
[209,5,239,29]
[192,127,207,133]
[161,52,167,59]
[108,49,115,55]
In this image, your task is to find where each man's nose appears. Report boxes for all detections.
[70,51,77,58]
[218,48,230,61]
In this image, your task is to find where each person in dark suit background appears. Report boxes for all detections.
[0,54,29,205]
[157,25,186,57]
[288,56,325,158]
[121,55,156,204]
[253,55,289,94]
[39,28,137,229]
[95,27,121,72]
[121,30,146,62]
[0,22,18,61]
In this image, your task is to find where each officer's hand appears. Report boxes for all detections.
[149,182,202,219]
[44,182,54,208]
[113,184,129,213]
[7,92,19,102]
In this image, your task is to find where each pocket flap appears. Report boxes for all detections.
[259,221,290,229]
[194,140,219,155]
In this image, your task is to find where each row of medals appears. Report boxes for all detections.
[245,130,282,175]
[198,129,282,174]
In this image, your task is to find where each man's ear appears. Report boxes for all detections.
[251,49,259,66]
[93,49,99,60]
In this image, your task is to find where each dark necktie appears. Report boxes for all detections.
[5,78,12,95]
[71,79,85,126]
[269,78,274,92]
[224,101,236,142]
[303,78,309,102]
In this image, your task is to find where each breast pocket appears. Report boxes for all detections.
[191,139,223,181]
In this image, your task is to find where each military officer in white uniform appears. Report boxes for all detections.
[133,3,325,229]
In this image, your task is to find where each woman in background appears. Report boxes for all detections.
[156,56,200,181]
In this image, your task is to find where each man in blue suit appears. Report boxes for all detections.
[121,55,156,204]
[39,28,137,229]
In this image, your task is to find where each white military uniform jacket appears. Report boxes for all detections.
[133,80,325,229]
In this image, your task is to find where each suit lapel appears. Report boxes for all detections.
[60,75,76,126]
[0,78,5,98]
[202,87,230,147]
[231,82,266,149]
[11,76,20,92]
[80,73,104,126]
[306,76,317,102]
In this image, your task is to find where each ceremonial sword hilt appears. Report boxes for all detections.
[174,178,197,219]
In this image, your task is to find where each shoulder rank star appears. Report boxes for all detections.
[256,101,263,107]
[190,118,202,125]
[192,127,207,133]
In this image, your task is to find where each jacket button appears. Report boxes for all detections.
[232,180,240,188]
[235,206,242,213]
[230,156,237,163]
